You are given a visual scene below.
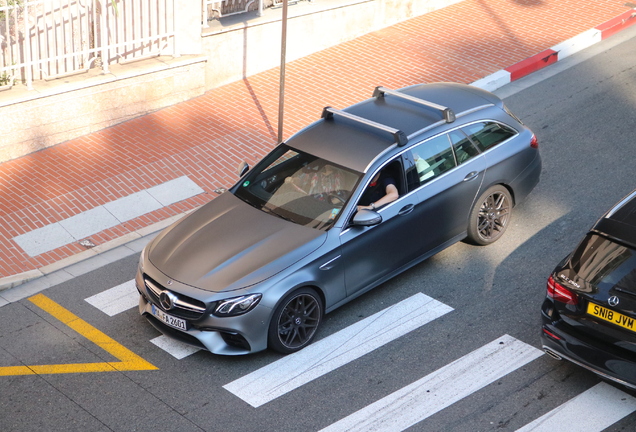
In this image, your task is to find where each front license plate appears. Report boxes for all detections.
[587,302,636,333]
[151,304,188,331]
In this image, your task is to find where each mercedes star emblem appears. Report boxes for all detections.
[608,296,620,307]
[159,290,178,310]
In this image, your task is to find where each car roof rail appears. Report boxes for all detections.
[373,86,456,123]
[321,106,409,146]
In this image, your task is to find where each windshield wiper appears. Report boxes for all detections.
[260,204,295,223]
[270,210,295,223]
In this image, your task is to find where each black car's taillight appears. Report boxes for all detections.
[547,275,577,305]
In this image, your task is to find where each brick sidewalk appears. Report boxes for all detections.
[0,0,633,288]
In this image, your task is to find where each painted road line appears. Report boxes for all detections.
[319,335,543,432]
[0,294,157,376]
[150,336,201,359]
[12,175,204,257]
[85,280,138,316]
[515,382,636,432]
[224,293,453,407]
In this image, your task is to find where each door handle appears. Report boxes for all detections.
[463,171,479,182]
[398,204,415,216]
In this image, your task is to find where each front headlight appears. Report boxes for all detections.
[213,294,262,317]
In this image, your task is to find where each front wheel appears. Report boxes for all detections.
[467,185,512,245]
[268,287,323,354]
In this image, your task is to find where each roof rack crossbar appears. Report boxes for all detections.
[321,106,409,146]
[373,86,456,123]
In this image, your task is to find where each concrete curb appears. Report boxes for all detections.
[472,8,636,92]
[2,8,636,297]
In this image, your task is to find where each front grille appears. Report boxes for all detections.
[144,276,208,321]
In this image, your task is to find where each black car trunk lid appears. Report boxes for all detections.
[556,233,636,347]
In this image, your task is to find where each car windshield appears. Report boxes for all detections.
[234,145,362,230]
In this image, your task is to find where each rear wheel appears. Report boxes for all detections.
[467,185,512,245]
[268,287,323,354]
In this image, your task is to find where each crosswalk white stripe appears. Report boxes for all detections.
[150,335,201,359]
[84,280,138,316]
[319,335,543,432]
[224,293,453,408]
[515,382,636,432]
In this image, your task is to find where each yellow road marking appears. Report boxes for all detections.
[0,294,157,376]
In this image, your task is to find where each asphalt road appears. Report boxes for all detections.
[1,25,636,432]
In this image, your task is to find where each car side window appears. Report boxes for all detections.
[409,134,456,190]
[460,122,517,152]
[449,129,480,165]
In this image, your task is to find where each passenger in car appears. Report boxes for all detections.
[414,153,435,182]
[357,170,399,211]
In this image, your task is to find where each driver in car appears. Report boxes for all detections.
[357,170,398,211]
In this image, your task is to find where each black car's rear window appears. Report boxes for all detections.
[566,233,636,294]
[607,192,636,226]
[594,217,636,250]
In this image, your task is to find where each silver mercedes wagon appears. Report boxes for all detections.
[136,83,541,355]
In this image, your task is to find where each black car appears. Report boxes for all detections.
[542,189,636,389]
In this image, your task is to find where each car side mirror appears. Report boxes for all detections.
[352,209,382,226]
[237,161,250,177]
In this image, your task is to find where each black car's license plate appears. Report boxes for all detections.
[587,302,636,332]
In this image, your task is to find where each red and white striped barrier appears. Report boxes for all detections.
[473,9,636,91]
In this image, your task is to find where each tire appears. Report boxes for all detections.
[467,185,512,246]
[268,287,323,354]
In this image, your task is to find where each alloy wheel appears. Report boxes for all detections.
[276,293,321,350]
[477,191,510,242]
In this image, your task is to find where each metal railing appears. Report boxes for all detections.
[0,0,176,90]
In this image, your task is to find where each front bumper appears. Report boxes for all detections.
[136,273,272,355]
[541,300,636,390]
